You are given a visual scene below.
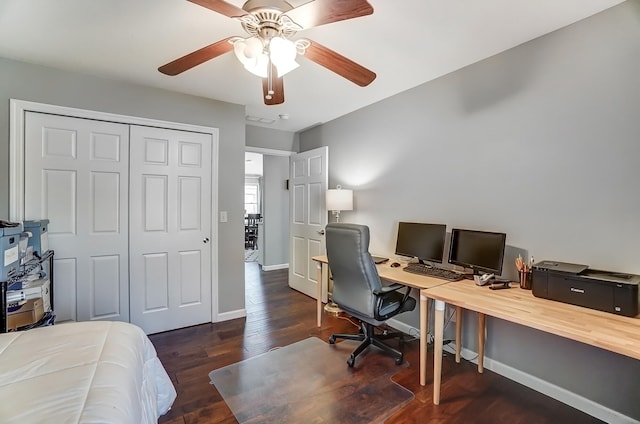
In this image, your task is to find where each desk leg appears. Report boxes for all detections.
[433,299,445,405]
[455,306,462,363]
[420,294,429,386]
[477,312,486,373]
[316,263,323,327]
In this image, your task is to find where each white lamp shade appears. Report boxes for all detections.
[274,59,299,78]
[243,55,269,78]
[234,36,302,79]
[270,37,299,77]
[234,37,263,63]
[234,37,268,77]
[326,188,353,212]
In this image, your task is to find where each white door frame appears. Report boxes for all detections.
[9,99,221,322]
[245,146,294,157]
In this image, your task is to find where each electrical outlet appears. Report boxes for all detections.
[220,211,228,222]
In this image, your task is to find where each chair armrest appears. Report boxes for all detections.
[373,283,404,295]
[373,283,413,321]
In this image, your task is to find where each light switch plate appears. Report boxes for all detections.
[220,211,228,222]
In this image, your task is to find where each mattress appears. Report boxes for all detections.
[0,321,176,423]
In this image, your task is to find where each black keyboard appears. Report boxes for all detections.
[403,263,463,281]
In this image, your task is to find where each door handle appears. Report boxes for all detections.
[203,237,210,243]
[317,229,325,236]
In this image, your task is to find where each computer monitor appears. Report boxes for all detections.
[394,222,446,265]
[448,228,506,276]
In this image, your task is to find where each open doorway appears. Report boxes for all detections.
[245,152,263,263]
[244,147,293,270]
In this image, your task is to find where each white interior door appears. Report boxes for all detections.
[24,112,130,323]
[289,147,328,300]
[129,125,212,334]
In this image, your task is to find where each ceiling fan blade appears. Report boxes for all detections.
[302,40,376,87]
[285,0,373,29]
[158,37,234,76]
[187,0,246,18]
[262,72,285,105]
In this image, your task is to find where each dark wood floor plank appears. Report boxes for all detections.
[151,262,603,424]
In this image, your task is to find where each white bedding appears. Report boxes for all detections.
[0,321,176,423]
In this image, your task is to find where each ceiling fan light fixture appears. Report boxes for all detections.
[234,36,269,77]
[245,54,269,78]
[233,37,262,64]
[275,59,299,77]
[234,35,299,78]
[270,36,299,77]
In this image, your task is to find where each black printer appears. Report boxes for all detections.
[532,260,640,317]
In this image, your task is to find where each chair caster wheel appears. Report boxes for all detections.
[329,336,336,344]
[347,356,355,367]
[395,357,403,365]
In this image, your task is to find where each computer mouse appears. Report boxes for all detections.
[391,262,401,268]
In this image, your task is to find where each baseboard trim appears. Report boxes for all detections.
[383,322,636,423]
[446,344,638,424]
[216,309,246,322]
[386,318,420,339]
[261,263,289,271]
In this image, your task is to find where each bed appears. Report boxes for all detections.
[0,321,176,423]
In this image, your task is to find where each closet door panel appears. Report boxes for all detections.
[42,169,76,234]
[143,175,168,231]
[92,171,121,232]
[142,252,170,311]
[53,258,77,322]
[130,125,212,334]
[91,254,122,318]
[24,112,130,323]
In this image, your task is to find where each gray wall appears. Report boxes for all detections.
[262,155,290,266]
[299,1,640,420]
[246,125,298,152]
[0,57,247,316]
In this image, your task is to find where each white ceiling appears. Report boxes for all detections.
[0,0,625,133]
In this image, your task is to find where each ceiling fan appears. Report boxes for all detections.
[158,0,377,105]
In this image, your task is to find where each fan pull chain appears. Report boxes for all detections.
[266,60,274,100]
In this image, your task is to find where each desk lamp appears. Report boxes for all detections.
[324,185,353,314]
[325,185,353,223]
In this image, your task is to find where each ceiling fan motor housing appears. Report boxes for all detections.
[242,0,294,14]
[240,0,300,41]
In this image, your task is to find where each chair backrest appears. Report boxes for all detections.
[325,223,382,319]
[246,214,260,227]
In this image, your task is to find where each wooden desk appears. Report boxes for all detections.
[421,279,640,405]
[311,255,450,385]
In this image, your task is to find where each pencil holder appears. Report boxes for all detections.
[519,270,532,290]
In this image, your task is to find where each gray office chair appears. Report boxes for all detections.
[325,223,416,367]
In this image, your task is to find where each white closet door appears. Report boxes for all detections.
[129,125,212,334]
[24,112,130,323]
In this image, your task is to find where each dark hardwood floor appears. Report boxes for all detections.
[150,262,602,424]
